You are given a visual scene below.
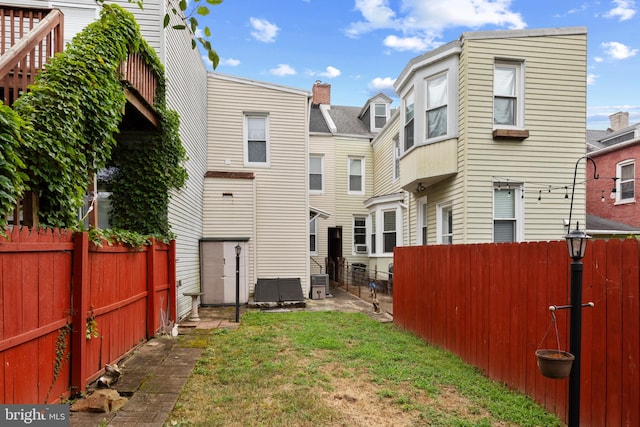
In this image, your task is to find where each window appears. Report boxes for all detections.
[494,188,515,242]
[348,157,364,194]
[309,155,323,192]
[404,89,414,150]
[393,136,400,181]
[374,103,387,128]
[370,212,376,254]
[310,218,317,254]
[617,161,635,202]
[438,202,453,245]
[417,197,428,245]
[494,62,523,128]
[244,114,269,165]
[426,74,447,139]
[383,210,397,253]
[353,216,367,253]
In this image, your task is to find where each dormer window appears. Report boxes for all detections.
[374,103,387,128]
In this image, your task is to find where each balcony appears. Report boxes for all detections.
[399,137,458,192]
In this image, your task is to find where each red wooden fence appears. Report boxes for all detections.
[394,239,639,427]
[0,227,176,403]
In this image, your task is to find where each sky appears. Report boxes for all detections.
[196,0,640,130]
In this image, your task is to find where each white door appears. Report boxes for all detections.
[201,241,248,305]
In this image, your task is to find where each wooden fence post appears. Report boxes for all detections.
[70,232,89,394]
[169,240,177,323]
[146,238,157,338]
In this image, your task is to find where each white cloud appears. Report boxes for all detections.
[587,73,598,85]
[270,64,296,76]
[369,77,396,91]
[220,58,240,67]
[601,41,639,59]
[383,35,430,52]
[594,56,604,63]
[318,66,341,78]
[603,0,637,21]
[249,17,279,43]
[346,0,526,51]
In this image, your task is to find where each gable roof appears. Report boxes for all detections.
[587,214,640,235]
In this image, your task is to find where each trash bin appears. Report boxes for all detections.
[352,263,367,286]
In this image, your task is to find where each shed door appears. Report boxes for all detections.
[201,241,248,305]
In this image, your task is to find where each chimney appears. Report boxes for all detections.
[312,80,330,105]
[609,111,629,131]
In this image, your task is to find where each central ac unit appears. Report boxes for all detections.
[355,244,368,254]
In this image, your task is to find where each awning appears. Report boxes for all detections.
[310,206,330,221]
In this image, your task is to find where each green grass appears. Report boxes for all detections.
[168,311,561,427]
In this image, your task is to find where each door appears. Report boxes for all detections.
[201,241,248,305]
[327,227,342,282]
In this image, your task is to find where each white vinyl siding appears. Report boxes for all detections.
[459,30,587,243]
[207,74,310,294]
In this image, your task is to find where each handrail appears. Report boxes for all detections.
[0,9,64,79]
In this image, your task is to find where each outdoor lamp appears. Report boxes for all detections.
[235,244,241,256]
[565,222,590,260]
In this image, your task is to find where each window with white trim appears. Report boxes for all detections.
[617,160,635,202]
[426,73,447,139]
[309,154,323,192]
[383,210,397,253]
[353,216,367,253]
[370,212,376,254]
[493,183,523,242]
[348,157,364,194]
[374,103,387,129]
[417,197,428,245]
[393,136,400,181]
[244,113,269,165]
[494,61,524,128]
[437,202,453,245]
[403,89,414,151]
[309,218,317,254]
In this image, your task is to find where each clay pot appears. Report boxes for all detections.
[535,349,575,379]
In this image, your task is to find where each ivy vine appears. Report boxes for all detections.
[45,323,71,403]
[6,4,187,239]
[0,105,29,233]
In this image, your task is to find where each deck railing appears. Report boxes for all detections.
[0,5,64,105]
[119,51,158,109]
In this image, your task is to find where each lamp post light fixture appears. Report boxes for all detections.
[235,243,241,323]
[565,221,590,427]
[563,155,597,427]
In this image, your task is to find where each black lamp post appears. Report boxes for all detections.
[565,222,590,427]
[563,155,597,427]
[235,243,241,323]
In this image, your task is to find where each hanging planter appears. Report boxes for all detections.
[536,309,574,379]
[536,349,574,379]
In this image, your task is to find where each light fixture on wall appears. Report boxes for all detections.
[416,183,425,192]
[610,177,618,200]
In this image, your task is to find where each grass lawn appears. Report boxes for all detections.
[168,311,562,427]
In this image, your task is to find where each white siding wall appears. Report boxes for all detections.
[334,136,372,267]
[164,0,208,318]
[309,134,337,275]
[460,32,587,243]
[207,74,310,294]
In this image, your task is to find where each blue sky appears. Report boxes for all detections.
[197,0,639,130]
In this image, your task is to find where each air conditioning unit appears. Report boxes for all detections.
[310,274,330,299]
[355,244,368,254]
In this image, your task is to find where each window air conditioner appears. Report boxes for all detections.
[355,244,368,254]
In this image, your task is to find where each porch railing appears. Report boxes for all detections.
[0,5,64,105]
